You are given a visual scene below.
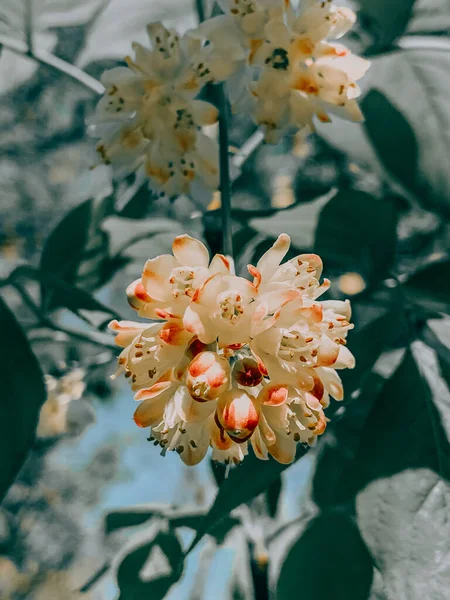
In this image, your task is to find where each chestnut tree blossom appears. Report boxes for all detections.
[110,234,355,466]
[90,0,369,189]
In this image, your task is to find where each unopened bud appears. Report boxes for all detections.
[233,358,263,387]
[216,388,259,443]
[187,352,230,402]
[186,338,208,359]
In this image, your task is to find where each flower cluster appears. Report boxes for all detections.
[110,234,355,466]
[91,0,368,192]
[89,23,227,197]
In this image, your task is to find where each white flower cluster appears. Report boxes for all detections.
[90,0,368,194]
[109,234,355,465]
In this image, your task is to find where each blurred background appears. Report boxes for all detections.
[0,0,450,599]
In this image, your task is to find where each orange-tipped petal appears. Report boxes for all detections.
[216,389,259,443]
[259,384,289,407]
[108,319,147,348]
[187,351,230,401]
[172,234,209,268]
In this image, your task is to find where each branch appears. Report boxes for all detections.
[0,34,104,95]
[217,84,233,258]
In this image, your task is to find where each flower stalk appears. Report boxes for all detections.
[217,84,234,259]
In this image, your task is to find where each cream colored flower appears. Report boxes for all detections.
[198,0,369,142]
[126,234,231,320]
[184,273,258,348]
[109,319,192,390]
[110,233,356,466]
[90,23,221,194]
[37,369,86,439]
[249,10,370,141]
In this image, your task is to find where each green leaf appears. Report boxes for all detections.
[250,190,333,251]
[319,49,450,214]
[115,525,183,600]
[421,318,450,386]
[340,291,405,398]
[106,504,239,543]
[403,259,450,313]
[355,0,416,51]
[187,447,307,556]
[314,190,398,286]
[40,194,115,310]
[312,349,405,509]
[102,216,182,257]
[0,295,46,501]
[406,0,450,34]
[276,513,373,600]
[353,345,450,598]
[361,90,419,194]
[106,505,169,535]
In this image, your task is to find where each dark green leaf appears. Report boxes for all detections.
[319,50,450,214]
[354,345,450,598]
[118,184,153,219]
[314,190,398,286]
[277,513,373,600]
[116,526,183,600]
[266,476,283,519]
[312,350,405,509]
[340,291,405,398]
[355,0,416,51]
[106,506,169,535]
[403,259,450,313]
[40,194,115,310]
[362,90,419,193]
[0,295,46,501]
[187,447,307,556]
[421,319,450,386]
[106,504,239,544]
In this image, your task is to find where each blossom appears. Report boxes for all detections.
[186,351,231,401]
[184,273,258,347]
[110,233,355,466]
[37,369,86,439]
[109,319,191,390]
[196,0,369,142]
[126,234,231,320]
[90,23,222,194]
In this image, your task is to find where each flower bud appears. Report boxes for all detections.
[187,352,230,402]
[233,358,263,387]
[216,389,259,443]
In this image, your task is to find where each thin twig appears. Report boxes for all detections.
[217,84,233,258]
[24,0,33,55]
[0,34,104,95]
[232,129,265,171]
[194,0,206,23]
[78,563,110,593]
[10,281,117,349]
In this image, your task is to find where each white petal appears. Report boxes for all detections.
[209,254,232,274]
[316,367,344,400]
[191,100,219,126]
[142,255,178,302]
[172,234,210,268]
[333,345,356,369]
[256,233,291,280]
[327,99,364,122]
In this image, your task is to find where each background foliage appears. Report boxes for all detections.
[0,0,449,598]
